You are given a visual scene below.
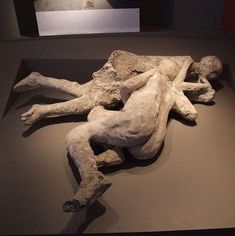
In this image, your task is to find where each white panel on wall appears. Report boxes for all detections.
[36,9,139,35]
[35,0,140,36]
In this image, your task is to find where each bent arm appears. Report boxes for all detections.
[180,82,209,91]
[120,68,156,103]
[173,57,193,84]
[180,74,213,92]
[184,76,215,103]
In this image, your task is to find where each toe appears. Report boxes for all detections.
[21,110,34,118]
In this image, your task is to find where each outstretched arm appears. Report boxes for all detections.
[173,57,193,84]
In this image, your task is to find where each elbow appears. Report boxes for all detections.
[120,83,130,95]
[119,83,126,91]
[184,111,198,121]
[130,142,163,160]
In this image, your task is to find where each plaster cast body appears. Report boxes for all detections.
[13,50,223,212]
[14,50,220,126]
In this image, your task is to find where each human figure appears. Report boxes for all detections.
[62,57,218,212]
[13,51,223,212]
[13,50,223,127]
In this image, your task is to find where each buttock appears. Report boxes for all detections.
[92,113,155,147]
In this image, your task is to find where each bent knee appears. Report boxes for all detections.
[87,105,105,122]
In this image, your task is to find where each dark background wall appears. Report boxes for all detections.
[0,0,20,39]
[173,0,224,30]
[141,0,225,30]
[140,0,175,30]
[0,0,233,40]
[222,0,235,31]
[13,0,39,37]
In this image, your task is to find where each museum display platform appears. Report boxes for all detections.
[0,33,235,235]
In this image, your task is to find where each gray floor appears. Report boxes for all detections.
[0,34,235,234]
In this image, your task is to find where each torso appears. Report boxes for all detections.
[93,73,167,147]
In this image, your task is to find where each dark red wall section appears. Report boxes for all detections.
[222,0,235,31]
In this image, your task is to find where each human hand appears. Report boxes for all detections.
[21,104,45,126]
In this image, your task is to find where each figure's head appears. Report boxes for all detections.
[196,56,223,80]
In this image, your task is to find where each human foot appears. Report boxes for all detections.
[14,72,42,92]
[63,177,111,212]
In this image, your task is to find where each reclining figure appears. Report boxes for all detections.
[14,50,222,126]
[13,51,222,212]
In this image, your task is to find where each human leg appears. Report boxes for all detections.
[13,72,93,97]
[88,106,125,167]
[63,123,111,212]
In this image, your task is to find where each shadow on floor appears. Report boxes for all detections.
[60,200,107,234]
